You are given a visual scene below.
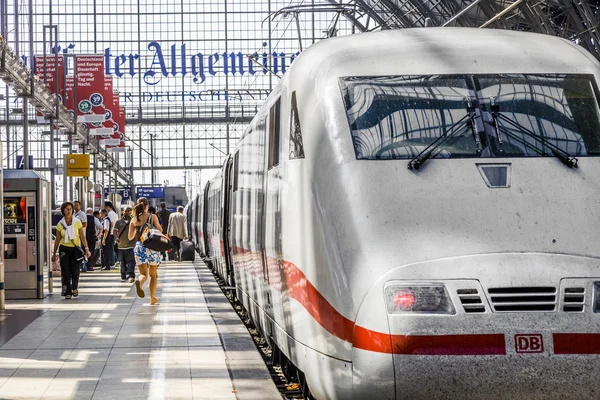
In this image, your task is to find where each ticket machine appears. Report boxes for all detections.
[3,170,51,299]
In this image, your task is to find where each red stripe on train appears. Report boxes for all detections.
[553,333,600,354]
[228,246,505,355]
[353,326,506,355]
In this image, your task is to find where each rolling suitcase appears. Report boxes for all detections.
[180,240,195,261]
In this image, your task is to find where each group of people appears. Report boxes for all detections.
[52,198,189,304]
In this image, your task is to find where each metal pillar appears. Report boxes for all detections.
[43,24,59,208]
[101,162,105,206]
[23,0,33,169]
[69,135,73,200]
[13,0,20,171]
[150,134,155,184]
[1,0,9,167]
[0,143,4,309]
[63,153,67,202]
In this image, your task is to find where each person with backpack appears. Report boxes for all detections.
[100,209,114,271]
[114,205,136,283]
[158,202,171,261]
[52,202,91,299]
[128,197,163,305]
[104,201,119,269]
[85,208,101,271]
[73,201,88,272]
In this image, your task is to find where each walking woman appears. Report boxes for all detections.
[129,197,162,305]
[52,202,91,299]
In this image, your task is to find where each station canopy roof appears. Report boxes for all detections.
[319,0,600,61]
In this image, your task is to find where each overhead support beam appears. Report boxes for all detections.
[268,2,369,33]
[353,0,395,29]
[443,0,487,26]
[4,116,254,126]
[479,0,525,28]
[324,0,369,32]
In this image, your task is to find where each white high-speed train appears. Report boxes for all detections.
[185,28,600,399]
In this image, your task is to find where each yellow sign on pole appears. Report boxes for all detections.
[66,154,90,177]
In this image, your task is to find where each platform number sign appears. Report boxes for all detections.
[104,187,131,201]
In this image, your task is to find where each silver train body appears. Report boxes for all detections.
[185,28,600,399]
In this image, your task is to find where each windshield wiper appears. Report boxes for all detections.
[492,111,578,168]
[408,113,474,171]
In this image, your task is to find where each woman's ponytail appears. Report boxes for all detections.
[134,197,149,220]
[134,202,145,220]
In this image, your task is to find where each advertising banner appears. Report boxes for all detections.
[33,55,64,123]
[75,55,106,123]
[118,106,127,150]
[34,55,64,96]
[65,75,74,113]
[107,93,126,152]
[92,75,117,140]
[4,196,27,224]
[107,87,121,146]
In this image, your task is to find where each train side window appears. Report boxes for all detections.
[268,98,281,169]
[232,151,240,192]
[289,91,305,159]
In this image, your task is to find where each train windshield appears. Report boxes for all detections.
[340,74,600,160]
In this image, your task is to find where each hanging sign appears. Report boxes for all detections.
[75,55,105,123]
[33,55,65,123]
[92,75,117,140]
[66,154,91,177]
[107,91,126,152]
[34,55,64,96]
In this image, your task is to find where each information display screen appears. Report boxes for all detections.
[4,197,26,224]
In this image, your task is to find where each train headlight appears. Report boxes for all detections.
[594,282,600,313]
[384,284,455,315]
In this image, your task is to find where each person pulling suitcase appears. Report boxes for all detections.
[180,239,195,262]
[167,206,188,262]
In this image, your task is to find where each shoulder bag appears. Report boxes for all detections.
[60,221,87,261]
[140,213,173,252]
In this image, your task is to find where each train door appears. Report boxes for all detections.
[202,182,211,258]
[262,97,282,339]
[221,156,235,286]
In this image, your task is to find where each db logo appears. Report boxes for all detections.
[515,334,544,353]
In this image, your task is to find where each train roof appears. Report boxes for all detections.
[285,28,600,82]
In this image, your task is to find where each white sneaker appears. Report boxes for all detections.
[127,277,134,283]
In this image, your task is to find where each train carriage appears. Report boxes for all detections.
[199,28,600,399]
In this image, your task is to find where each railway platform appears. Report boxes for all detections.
[0,260,280,400]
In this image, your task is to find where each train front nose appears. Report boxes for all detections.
[351,253,600,400]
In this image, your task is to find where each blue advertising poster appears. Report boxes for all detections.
[136,186,165,199]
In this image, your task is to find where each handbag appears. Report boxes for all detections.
[60,221,87,261]
[140,213,173,252]
[52,253,61,272]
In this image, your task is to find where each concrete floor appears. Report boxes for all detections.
[0,260,280,400]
